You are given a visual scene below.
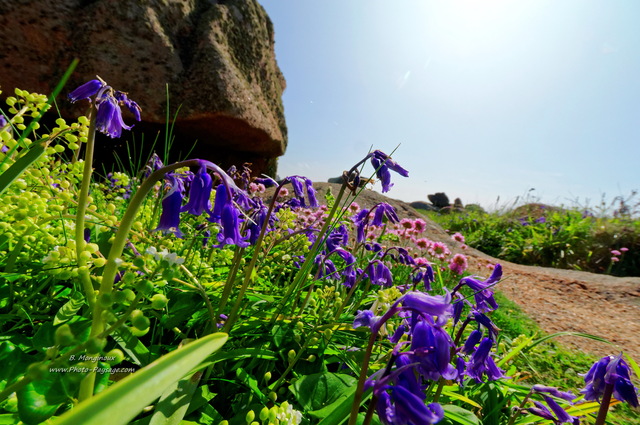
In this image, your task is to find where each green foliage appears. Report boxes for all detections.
[424,205,640,276]
[0,81,638,425]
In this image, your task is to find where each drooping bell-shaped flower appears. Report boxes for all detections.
[465,337,506,383]
[68,77,140,138]
[532,385,576,403]
[155,175,185,238]
[371,202,400,226]
[580,353,638,407]
[369,150,409,193]
[216,202,249,248]
[114,91,142,121]
[527,397,579,424]
[182,162,213,216]
[455,264,502,312]
[401,291,453,322]
[95,95,132,138]
[366,260,393,287]
[462,329,483,355]
[376,385,444,425]
[411,319,457,381]
[68,79,105,102]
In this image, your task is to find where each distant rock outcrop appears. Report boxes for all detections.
[0,0,287,176]
[427,192,451,209]
[410,201,438,212]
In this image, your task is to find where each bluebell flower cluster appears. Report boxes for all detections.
[354,202,399,244]
[581,353,638,408]
[352,265,514,424]
[68,78,141,138]
[154,160,254,247]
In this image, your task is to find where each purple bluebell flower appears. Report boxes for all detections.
[95,95,132,138]
[216,202,249,248]
[401,292,453,323]
[114,91,142,121]
[369,150,409,193]
[69,78,141,139]
[353,208,370,243]
[331,248,357,287]
[470,311,500,340]
[181,162,213,216]
[389,324,407,344]
[581,353,638,407]
[455,264,502,312]
[375,384,444,425]
[366,260,393,287]
[465,337,506,383]
[532,385,576,402]
[528,397,578,424]
[353,310,379,330]
[326,225,349,252]
[462,329,483,355]
[314,254,338,279]
[284,176,319,208]
[412,264,435,291]
[142,153,164,179]
[371,202,399,226]
[68,79,105,102]
[246,199,274,245]
[411,319,457,381]
[155,175,185,238]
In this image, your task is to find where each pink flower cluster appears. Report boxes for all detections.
[610,247,628,263]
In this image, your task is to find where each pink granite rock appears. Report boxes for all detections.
[0,0,287,175]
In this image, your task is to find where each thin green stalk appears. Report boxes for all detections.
[221,185,282,333]
[348,332,377,425]
[74,108,98,310]
[215,245,245,319]
[506,390,532,425]
[78,159,201,402]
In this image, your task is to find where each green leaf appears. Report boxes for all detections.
[0,141,46,197]
[52,333,228,425]
[235,367,268,405]
[0,414,21,424]
[291,372,357,413]
[53,291,85,326]
[440,387,482,409]
[624,353,640,380]
[525,332,611,351]
[17,372,68,425]
[112,327,152,366]
[316,385,372,425]
[442,404,481,425]
[148,371,202,425]
[497,335,534,367]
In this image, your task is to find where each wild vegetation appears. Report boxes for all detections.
[421,198,640,277]
[0,71,637,425]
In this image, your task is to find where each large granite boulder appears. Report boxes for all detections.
[0,0,286,176]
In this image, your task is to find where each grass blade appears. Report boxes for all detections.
[52,333,228,425]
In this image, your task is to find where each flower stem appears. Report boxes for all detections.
[75,107,98,309]
[269,183,347,324]
[78,159,201,402]
[594,383,614,425]
[348,332,377,425]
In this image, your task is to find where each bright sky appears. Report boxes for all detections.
[258,0,640,211]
